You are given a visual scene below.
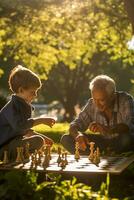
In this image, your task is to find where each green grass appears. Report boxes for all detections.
[33,122,69,142]
[33,123,69,151]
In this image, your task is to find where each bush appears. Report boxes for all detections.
[0,171,117,200]
[33,123,69,143]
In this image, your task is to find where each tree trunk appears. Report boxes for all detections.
[124,0,134,33]
[63,103,76,122]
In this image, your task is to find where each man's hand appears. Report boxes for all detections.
[69,126,89,151]
[89,122,109,135]
[75,134,88,151]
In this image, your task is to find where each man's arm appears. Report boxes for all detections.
[119,93,134,135]
[69,99,93,151]
[69,99,93,138]
[89,122,129,137]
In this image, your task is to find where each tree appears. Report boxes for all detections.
[124,0,134,34]
[0,0,134,120]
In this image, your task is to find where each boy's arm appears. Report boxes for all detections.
[1,101,34,133]
[32,117,55,128]
[2,101,55,133]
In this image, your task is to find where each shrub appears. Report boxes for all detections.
[0,171,119,200]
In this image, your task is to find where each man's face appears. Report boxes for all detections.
[18,87,39,104]
[92,89,113,112]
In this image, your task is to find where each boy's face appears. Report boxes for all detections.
[17,87,39,103]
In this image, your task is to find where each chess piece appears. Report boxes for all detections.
[20,147,24,164]
[64,152,68,165]
[47,145,51,160]
[57,147,62,166]
[40,144,45,155]
[74,142,80,161]
[42,148,50,169]
[96,147,100,164]
[37,150,42,166]
[25,142,30,160]
[59,153,66,169]
[93,150,97,165]
[42,154,49,169]
[30,153,35,168]
[88,142,95,162]
[93,147,100,165]
[34,149,39,168]
[3,150,9,164]
[16,147,23,163]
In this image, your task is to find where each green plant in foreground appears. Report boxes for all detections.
[54,177,93,200]
[0,171,120,200]
[0,171,38,200]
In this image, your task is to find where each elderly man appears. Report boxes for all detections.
[61,75,134,154]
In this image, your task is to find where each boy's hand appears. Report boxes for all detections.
[45,137,54,146]
[23,130,34,137]
[43,117,56,128]
[33,117,56,127]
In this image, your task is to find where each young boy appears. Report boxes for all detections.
[0,65,56,161]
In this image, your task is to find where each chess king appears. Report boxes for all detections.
[0,65,55,161]
[61,75,134,154]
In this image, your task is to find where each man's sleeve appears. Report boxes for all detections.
[3,103,34,133]
[121,94,134,135]
[70,99,92,132]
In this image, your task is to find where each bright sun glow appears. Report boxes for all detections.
[127,35,134,50]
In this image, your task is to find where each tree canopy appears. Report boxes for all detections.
[0,0,134,120]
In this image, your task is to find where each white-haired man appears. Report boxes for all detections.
[61,75,134,154]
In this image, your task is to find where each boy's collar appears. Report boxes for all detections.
[12,94,30,105]
[12,94,34,110]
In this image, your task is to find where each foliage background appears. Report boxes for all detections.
[0,0,134,121]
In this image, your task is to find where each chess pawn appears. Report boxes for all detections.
[42,153,49,169]
[89,142,95,150]
[37,150,42,165]
[75,142,80,161]
[25,142,30,160]
[34,150,38,167]
[47,145,51,160]
[93,150,99,165]
[3,150,9,164]
[21,147,24,158]
[30,153,35,168]
[40,145,45,155]
[64,152,68,165]
[43,147,50,169]
[59,153,66,169]
[96,147,100,164]
[16,147,23,163]
[88,142,95,162]
[57,147,62,166]
[57,147,61,155]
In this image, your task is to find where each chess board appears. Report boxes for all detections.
[0,154,134,175]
